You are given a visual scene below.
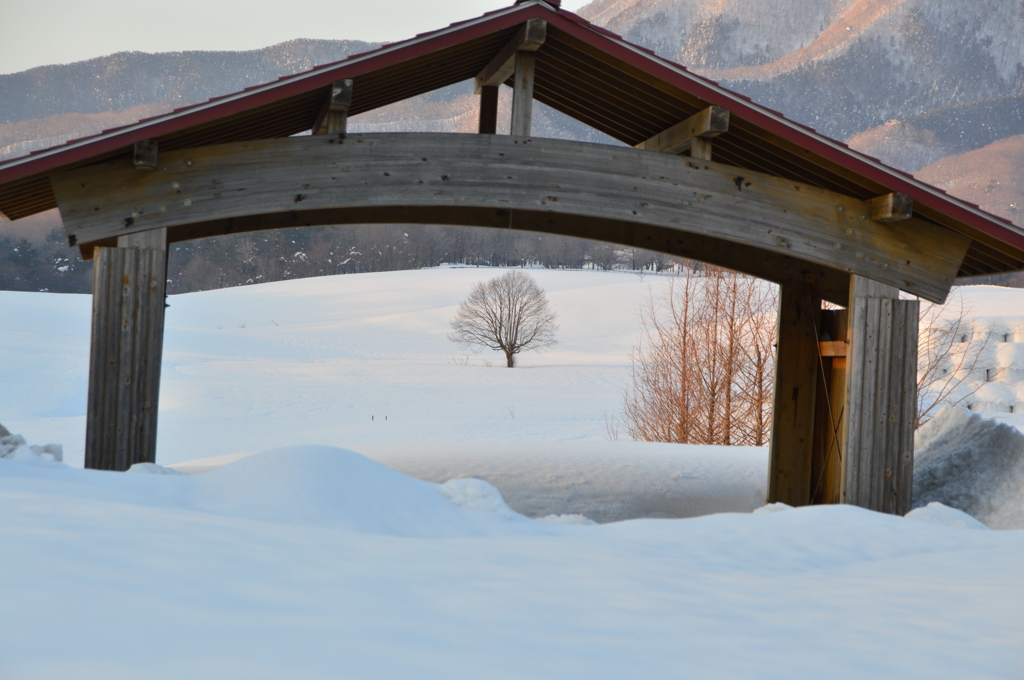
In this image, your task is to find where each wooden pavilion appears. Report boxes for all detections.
[2,0,1024,514]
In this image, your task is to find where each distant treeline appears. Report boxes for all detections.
[0,222,682,295]
[4,219,1021,295]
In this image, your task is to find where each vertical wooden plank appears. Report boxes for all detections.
[768,286,821,506]
[138,248,167,464]
[85,247,123,470]
[114,247,139,472]
[510,51,535,137]
[843,297,867,505]
[479,85,499,135]
[870,298,894,511]
[885,300,904,514]
[894,300,919,515]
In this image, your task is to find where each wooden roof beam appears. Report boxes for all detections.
[51,133,969,303]
[869,192,914,223]
[313,79,353,136]
[474,18,546,94]
[636,106,730,159]
[133,140,158,170]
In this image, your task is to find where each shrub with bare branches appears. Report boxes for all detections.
[916,289,994,428]
[622,266,777,445]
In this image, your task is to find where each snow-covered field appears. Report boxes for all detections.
[2,267,1024,678]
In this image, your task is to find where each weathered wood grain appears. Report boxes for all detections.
[84,237,167,471]
[767,285,821,506]
[52,133,970,303]
[474,18,546,94]
[842,277,918,513]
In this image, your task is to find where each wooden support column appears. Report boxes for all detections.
[767,284,822,506]
[510,51,536,137]
[84,228,168,471]
[842,275,919,514]
[479,85,499,135]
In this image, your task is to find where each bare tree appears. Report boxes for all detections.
[449,270,558,367]
[622,265,778,445]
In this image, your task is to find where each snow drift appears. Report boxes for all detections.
[914,406,1024,529]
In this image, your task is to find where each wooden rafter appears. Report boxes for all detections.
[636,106,730,158]
[312,79,353,136]
[474,17,546,94]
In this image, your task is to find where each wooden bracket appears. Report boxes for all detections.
[869,193,913,223]
[0,207,9,222]
[133,140,158,170]
[636,106,730,158]
[474,18,546,94]
[313,79,353,136]
[819,340,848,357]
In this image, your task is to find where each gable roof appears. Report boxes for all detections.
[2,0,1023,278]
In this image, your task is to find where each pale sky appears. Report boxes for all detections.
[0,0,592,76]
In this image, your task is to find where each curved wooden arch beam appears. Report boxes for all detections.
[52,133,969,303]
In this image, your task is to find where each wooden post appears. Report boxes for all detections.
[767,284,821,506]
[313,79,353,136]
[842,275,918,514]
[84,228,168,471]
[479,85,499,135]
[510,51,535,137]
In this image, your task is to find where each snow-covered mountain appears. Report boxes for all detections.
[581,0,1024,141]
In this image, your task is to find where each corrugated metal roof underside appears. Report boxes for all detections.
[1,9,1022,278]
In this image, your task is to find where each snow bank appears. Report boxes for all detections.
[189,446,542,537]
[0,421,62,465]
[914,406,1024,529]
[0,443,547,538]
[173,440,769,523]
[4,445,1024,680]
[906,502,990,530]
